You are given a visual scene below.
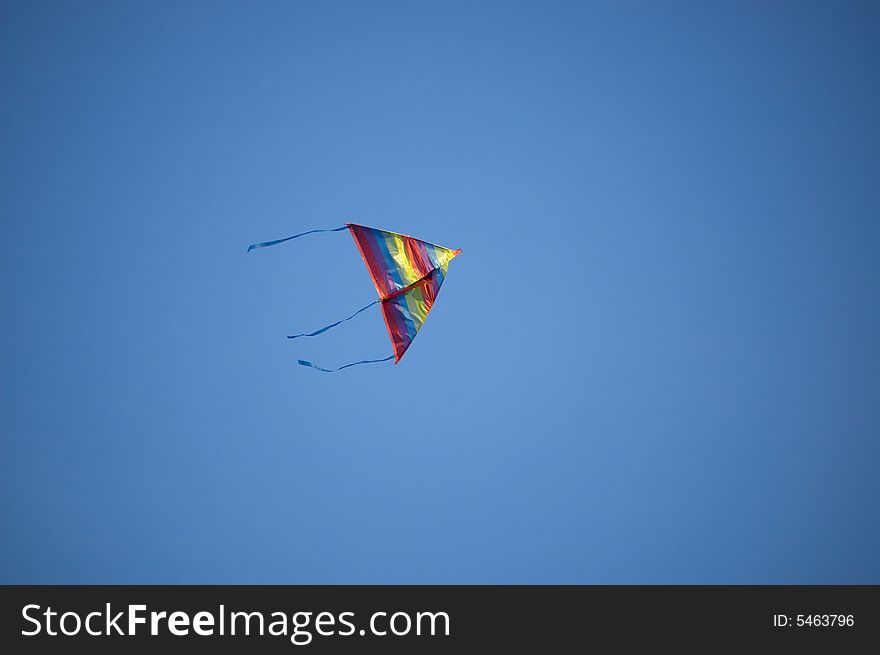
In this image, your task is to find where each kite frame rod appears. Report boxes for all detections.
[381,271,434,302]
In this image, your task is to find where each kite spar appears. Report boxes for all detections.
[248,223,461,371]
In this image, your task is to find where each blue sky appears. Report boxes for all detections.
[2,0,878,583]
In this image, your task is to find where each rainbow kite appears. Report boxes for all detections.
[248,223,461,371]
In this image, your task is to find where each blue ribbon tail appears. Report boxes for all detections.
[247,225,348,253]
[287,300,379,339]
[297,355,395,373]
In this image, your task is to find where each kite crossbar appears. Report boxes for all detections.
[381,271,434,302]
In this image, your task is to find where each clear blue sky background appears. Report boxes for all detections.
[2,1,878,583]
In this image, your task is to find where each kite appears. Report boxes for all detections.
[248,223,461,372]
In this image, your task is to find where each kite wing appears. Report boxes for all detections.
[381,262,449,362]
[347,223,460,299]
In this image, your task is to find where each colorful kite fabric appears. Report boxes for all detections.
[381,263,448,363]
[346,223,461,298]
[347,223,460,362]
[247,223,461,371]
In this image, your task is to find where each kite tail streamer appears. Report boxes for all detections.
[297,354,395,373]
[287,300,379,339]
[247,226,348,253]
